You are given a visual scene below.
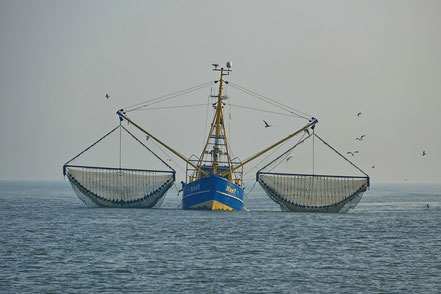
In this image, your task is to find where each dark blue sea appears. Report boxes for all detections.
[1,181,440,293]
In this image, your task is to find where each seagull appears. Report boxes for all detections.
[286,156,293,162]
[357,112,362,117]
[355,135,366,141]
[422,150,427,156]
[263,120,273,128]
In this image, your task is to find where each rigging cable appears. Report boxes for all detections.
[202,96,210,151]
[229,82,312,120]
[312,129,315,175]
[242,135,294,180]
[131,103,209,111]
[256,132,310,174]
[119,121,122,169]
[124,81,214,112]
[64,125,120,167]
[229,104,299,117]
[146,135,186,174]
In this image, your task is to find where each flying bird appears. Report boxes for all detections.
[263,120,273,128]
[286,156,293,162]
[304,129,310,135]
[105,94,110,99]
[355,135,366,141]
[422,150,427,156]
[372,165,375,168]
[347,152,355,156]
[357,112,362,117]
[354,151,359,154]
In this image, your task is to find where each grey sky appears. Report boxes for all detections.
[1,0,440,183]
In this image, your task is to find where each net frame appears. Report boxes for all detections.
[256,132,370,212]
[63,124,176,208]
[65,165,175,208]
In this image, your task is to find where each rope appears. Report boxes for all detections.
[229,82,312,120]
[120,125,175,172]
[146,135,186,174]
[124,81,214,112]
[257,132,311,173]
[313,133,369,178]
[202,97,211,151]
[243,140,287,178]
[229,104,300,117]
[119,121,122,169]
[64,125,120,166]
[131,103,209,111]
[244,181,258,198]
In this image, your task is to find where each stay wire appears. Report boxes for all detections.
[124,81,213,109]
[127,84,212,112]
[257,132,310,173]
[131,103,209,111]
[229,104,299,117]
[124,82,214,112]
[147,136,186,174]
[64,125,120,166]
[120,125,175,171]
[242,138,291,180]
[229,82,311,120]
[230,82,311,118]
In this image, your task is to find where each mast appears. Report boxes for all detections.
[213,66,230,175]
[116,62,317,183]
[195,63,233,180]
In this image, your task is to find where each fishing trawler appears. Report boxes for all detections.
[63,62,369,212]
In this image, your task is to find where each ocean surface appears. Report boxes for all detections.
[1,181,440,293]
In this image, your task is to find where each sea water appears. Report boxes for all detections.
[0,181,440,293]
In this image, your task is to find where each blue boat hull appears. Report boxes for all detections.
[182,175,244,211]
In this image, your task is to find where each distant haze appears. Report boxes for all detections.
[1,0,440,183]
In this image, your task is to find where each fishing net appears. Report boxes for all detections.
[63,124,175,208]
[258,173,368,212]
[256,132,369,212]
[66,166,174,208]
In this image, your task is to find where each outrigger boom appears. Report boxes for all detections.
[116,109,209,176]
[117,102,318,180]
[221,118,317,178]
[64,63,369,212]
[116,64,319,182]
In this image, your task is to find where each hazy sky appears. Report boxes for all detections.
[1,0,440,183]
